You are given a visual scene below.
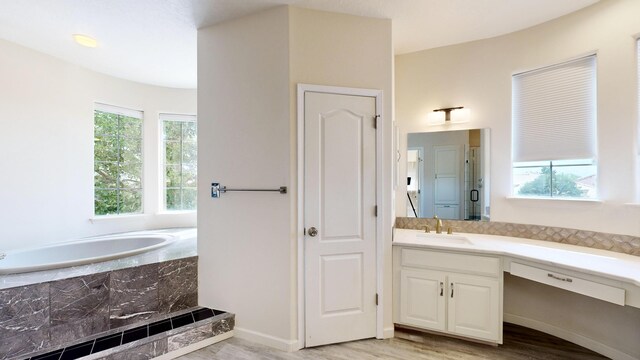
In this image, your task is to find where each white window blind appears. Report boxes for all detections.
[159,113,196,122]
[95,102,143,119]
[512,55,597,162]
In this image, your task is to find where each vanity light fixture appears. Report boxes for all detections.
[427,106,470,125]
[73,34,98,48]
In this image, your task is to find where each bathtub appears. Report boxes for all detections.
[0,231,178,275]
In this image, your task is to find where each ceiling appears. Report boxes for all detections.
[0,0,599,89]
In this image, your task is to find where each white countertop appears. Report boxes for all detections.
[393,228,640,287]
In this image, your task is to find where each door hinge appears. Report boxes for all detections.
[374,205,378,217]
[374,114,380,129]
[375,293,379,306]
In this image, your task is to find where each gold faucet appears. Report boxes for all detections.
[434,215,443,234]
[424,225,430,233]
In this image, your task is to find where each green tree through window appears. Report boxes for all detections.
[518,166,586,198]
[162,116,197,211]
[94,109,143,215]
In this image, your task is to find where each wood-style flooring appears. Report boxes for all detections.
[177,323,609,360]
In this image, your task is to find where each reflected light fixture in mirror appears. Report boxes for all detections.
[427,106,470,125]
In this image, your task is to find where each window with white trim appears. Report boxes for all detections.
[512,55,597,199]
[94,103,144,215]
[161,114,197,211]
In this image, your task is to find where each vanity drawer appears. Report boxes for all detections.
[510,262,625,305]
[401,248,500,277]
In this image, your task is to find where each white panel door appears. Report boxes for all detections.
[434,205,459,220]
[447,274,501,342]
[304,91,377,347]
[399,269,446,332]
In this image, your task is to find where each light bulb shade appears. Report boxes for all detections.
[450,108,470,123]
[427,111,446,125]
[73,34,98,48]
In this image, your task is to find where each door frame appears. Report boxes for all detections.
[296,84,384,350]
[406,146,424,217]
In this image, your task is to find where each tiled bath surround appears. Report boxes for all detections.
[395,217,640,256]
[0,257,198,359]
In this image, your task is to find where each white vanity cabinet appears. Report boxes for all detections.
[394,246,503,344]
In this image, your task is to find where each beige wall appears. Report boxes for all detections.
[0,38,196,251]
[198,6,393,350]
[395,0,640,236]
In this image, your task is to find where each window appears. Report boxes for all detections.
[512,55,597,199]
[94,104,143,215]
[161,114,197,211]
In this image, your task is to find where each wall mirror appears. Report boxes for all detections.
[406,128,490,221]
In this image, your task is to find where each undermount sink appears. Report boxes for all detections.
[416,233,473,245]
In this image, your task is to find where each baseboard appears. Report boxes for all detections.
[234,327,298,352]
[153,330,234,360]
[383,326,395,339]
[504,313,636,360]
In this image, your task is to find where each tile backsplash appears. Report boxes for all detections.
[395,217,640,256]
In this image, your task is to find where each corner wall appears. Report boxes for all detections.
[197,6,394,349]
[395,0,640,236]
[197,6,293,348]
[0,39,196,251]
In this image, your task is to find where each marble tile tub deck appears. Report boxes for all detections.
[0,230,198,360]
[16,307,234,360]
[0,228,197,290]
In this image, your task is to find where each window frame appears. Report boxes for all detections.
[512,159,597,199]
[160,113,197,212]
[93,103,145,216]
[511,55,598,200]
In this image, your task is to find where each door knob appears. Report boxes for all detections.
[308,227,318,237]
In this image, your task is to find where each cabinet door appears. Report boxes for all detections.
[400,269,446,331]
[447,274,501,342]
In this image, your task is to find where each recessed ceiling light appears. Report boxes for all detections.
[73,34,98,48]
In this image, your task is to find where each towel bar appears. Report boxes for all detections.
[211,183,287,198]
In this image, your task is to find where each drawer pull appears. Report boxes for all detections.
[440,282,443,296]
[451,283,454,298]
[547,273,573,283]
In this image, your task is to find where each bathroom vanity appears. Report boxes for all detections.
[393,234,503,343]
[392,228,640,354]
